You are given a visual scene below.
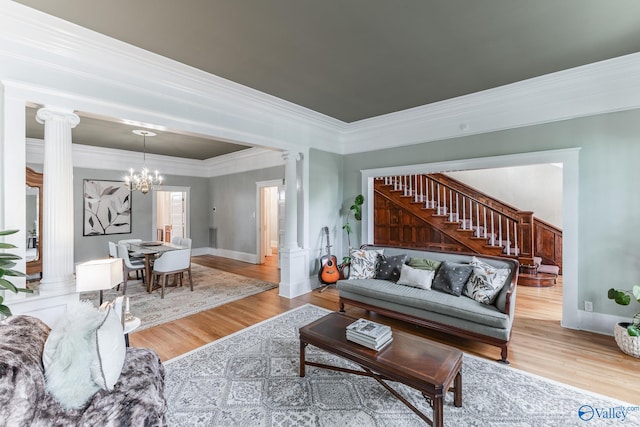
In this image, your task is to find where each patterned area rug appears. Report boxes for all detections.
[80,263,278,330]
[164,304,637,426]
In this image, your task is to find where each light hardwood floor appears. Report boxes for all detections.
[130,255,640,405]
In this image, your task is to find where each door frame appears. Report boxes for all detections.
[152,186,191,241]
[256,179,283,264]
[360,148,580,330]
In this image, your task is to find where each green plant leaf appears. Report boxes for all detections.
[354,194,364,205]
[2,269,26,278]
[0,242,18,249]
[0,229,19,236]
[0,254,21,261]
[0,304,11,317]
[633,285,640,304]
[343,223,352,234]
[0,278,18,293]
[607,288,617,299]
[627,325,640,337]
[615,293,631,305]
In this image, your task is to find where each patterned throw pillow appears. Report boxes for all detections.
[349,249,383,279]
[375,253,408,282]
[407,257,442,272]
[397,264,435,289]
[431,261,474,297]
[464,257,511,305]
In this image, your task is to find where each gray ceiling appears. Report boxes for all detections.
[16,0,640,158]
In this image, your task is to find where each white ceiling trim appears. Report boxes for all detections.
[26,139,284,178]
[342,53,640,153]
[4,0,640,160]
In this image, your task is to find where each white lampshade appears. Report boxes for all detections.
[76,258,123,293]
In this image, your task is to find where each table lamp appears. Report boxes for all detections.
[76,258,124,305]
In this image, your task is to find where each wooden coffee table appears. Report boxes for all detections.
[299,312,462,426]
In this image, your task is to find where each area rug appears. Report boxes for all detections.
[164,304,638,426]
[80,263,278,330]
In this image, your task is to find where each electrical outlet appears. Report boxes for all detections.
[584,301,593,312]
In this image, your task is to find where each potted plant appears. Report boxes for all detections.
[607,286,640,357]
[341,194,364,265]
[0,229,33,317]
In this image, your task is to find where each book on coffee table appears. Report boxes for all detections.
[345,318,393,350]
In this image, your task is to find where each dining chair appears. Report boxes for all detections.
[117,238,144,261]
[151,249,192,299]
[117,243,146,295]
[171,236,182,245]
[108,241,118,258]
[179,237,192,249]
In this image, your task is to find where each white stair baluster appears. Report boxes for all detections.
[498,215,503,249]
[475,203,480,237]
[483,207,487,239]
[506,220,510,255]
[462,196,466,229]
[491,212,495,246]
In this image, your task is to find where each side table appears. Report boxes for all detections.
[123,317,141,347]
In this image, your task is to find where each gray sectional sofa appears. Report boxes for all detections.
[337,245,519,363]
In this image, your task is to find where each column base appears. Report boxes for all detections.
[38,276,76,296]
[279,247,311,298]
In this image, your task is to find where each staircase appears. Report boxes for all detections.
[373,175,561,286]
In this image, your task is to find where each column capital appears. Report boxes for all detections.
[36,107,80,128]
[282,151,301,162]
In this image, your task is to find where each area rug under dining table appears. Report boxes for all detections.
[80,262,278,330]
[164,304,638,426]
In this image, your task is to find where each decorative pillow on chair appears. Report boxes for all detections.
[464,257,511,305]
[349,248,383,279]
[397,264,435,289]
[407,257,442,272]
[375,253,408,282]
[431,261,474,296]
[43,301,125,409]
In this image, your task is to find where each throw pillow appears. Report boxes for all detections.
[43,301,126,409]
[375,253,408,282]
[91,303,126,392]
[407,257,442,272]
[397,264,435,290]
[464,257,511,305]
[349,248,383,279]
[431,261,474,297]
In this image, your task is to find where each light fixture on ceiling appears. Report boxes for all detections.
[124,130,163,194]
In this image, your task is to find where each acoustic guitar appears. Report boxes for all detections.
[318,226,340,285]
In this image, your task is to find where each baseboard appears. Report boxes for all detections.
[576,310,627,336]
[203,247,259,264]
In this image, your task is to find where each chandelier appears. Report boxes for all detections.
[124,130,163,194]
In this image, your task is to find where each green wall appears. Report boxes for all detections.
[342,108,640,319]
[209,166,284,254]
[73,168,210,263]
[308,149,344,275]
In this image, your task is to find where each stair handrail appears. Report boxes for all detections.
[379,175,535,257]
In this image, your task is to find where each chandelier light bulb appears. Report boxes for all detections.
[124,130,163,194]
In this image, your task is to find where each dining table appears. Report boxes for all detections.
[126,241,187,292]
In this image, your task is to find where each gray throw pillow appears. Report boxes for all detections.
[431,261,474,296]
[375,254,408,282]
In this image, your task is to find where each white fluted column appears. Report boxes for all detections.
[282,151,301,250]
[36,107,79,293]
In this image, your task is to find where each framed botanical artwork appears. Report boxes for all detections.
[83,179,132,236]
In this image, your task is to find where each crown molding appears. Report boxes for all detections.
[0,1,344,152]
[5,0,640,159]
[342,53,640,153]
[26,139,283,178]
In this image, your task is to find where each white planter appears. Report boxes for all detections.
[614,322,640,358]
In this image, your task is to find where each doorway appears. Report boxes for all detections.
[361,148,580,330]
[256,180,284,267]
[153,186,190,243]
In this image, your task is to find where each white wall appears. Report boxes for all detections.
[446,164,563,228]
